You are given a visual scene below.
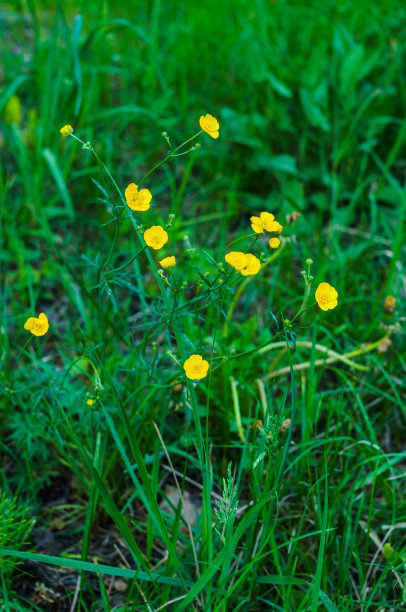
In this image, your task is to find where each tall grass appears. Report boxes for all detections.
[0,0,405,609]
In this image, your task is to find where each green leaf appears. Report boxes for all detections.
[0,75,28,113]
[299,89,330,132]
[0,549,188,586]
[253,153,300,176]
[265,72,293,99]
[42,148,74,219]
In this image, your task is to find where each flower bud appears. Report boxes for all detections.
[162,131,171,147]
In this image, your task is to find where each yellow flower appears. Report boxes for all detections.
[183,354,210,380]
[144,226,169,250]
[24,312,49,336]
[125,183,152,211]
[225,251,248,271]
[250,212,279,234]
[268,221,283,233]
[315,283,338,311]
[199,114,220,139]
[86,398,97,406]
[241,254,261,276]
[159,256,176,269]
[269,237,280,249]
[60,125,73,135]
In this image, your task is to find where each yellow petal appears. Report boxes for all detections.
[24,317,36,330]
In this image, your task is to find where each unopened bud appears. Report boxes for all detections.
[162,131,171,147]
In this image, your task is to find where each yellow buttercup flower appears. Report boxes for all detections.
[125,183,152,211]
[24,312,49,336]
[241,254,261,276]
[199,114,220,139]
[315,283,338,311]
[269,237,280,249]
[144,226,168,250]
[60,125,73,135]
[268,221,283,233]
[86,398,97,406]
[159,256,176,269]
[250,212,279,234]
[225,251,248,271]
[183,354,210,380]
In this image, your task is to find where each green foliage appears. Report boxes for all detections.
[0,0,405,610]
[214,463,239,544]
[0,492,34,583]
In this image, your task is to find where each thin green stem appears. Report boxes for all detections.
[386,180,406,293]
[275,331,297,488]
[205,290,225,457]
[172,130,202,154]
[292,280,312,323]
[219,233,258,260]
[138,153,171,189]
[222,242,285,337]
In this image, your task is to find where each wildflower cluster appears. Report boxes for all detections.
[31,117,339,389]
[120,116,222,379]
[223,209,284,278]
[250,211,283,250]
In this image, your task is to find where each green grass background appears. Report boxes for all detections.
[0,0,405,610]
